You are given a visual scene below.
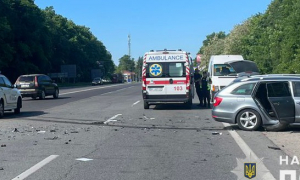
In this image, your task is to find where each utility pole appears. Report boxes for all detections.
[128,34,131,58]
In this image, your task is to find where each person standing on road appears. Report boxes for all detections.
[194,68,203,106]
[200,71,212,108]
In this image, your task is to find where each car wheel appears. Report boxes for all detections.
[53,89,59,99]
[14,98,21,114]
[0,100,4,118]
[237,109,262,131]
[144,101,149,109]
[39,90,46,100]
[265,121,289,131]
[31,96,37,100]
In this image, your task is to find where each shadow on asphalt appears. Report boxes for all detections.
[152,104,212,110]
[284,125,300,132]
[2,111,47,120]
[22,97,71,101]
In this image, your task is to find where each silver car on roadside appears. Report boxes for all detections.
[212,75,300,131]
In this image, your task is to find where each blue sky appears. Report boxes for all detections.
[34,0,272,65]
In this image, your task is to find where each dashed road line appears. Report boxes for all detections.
[104,114,122,124]
[223,123,275,179]
[132,100,140,107]
[60,84,127,96]
[12,155,59,180]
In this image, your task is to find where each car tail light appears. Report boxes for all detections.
[142,76,146,90]
[34,76,38,87]
[213,97,223,107]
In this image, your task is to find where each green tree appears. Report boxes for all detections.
[117,55,135,73]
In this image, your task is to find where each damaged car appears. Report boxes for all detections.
[212,75,300,131]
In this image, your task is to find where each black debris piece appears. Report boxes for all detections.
[268,146,281,150]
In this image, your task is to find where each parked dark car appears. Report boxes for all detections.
[15,74,59,100]
[92,77,103,86]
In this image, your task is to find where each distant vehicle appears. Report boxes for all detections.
[142,49,195,109]
[212,75,300,131]
[112,73,124,83]
[92,77,103,85]
[207,55,260,101]
[102,78,112,83]
[0,73,22,117]
[15,74,59,100]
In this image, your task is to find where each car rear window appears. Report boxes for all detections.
[19,76,34,82]
[267,82,291,97]
[231,83,256,95]
[293,81,300,97]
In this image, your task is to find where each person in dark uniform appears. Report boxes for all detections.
[200,71,212,108]
[194,68,203,106]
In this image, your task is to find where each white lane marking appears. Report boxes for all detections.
[12,155,59,180]
[223,123,275,179]
[76,158,93,162]
[104,114,122,124]
[60,84,126,96]
[131,100,140,107]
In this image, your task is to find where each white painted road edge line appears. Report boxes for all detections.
[60,84,126,96]
[12,155,59,180]
[223,123,276,180]
[132,100,140,107]
[104,114,122,124]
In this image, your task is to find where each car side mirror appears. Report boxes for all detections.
[12,84,17,88]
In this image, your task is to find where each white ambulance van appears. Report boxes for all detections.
[208,55,260,101]
[142,49,194,109]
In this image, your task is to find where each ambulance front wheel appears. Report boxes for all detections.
[144,101,149,109]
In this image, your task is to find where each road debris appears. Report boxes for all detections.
[212,132,222,135]
[37,131,46,134]
[196,129,201,132]
[1,144,6,147]
[268,146,281,150]
[44,136,59,140]
[0,167,3,170]
[150,118,155,120]
[50,130,56,132]
[70,131,79,133]
[12,128,19,132]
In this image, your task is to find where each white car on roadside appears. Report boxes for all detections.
[0,73,22,117]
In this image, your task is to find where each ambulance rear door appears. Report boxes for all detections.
[164,62,187,96]
[146,62,168,96]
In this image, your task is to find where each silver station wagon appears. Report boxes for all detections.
[212,75,300,131]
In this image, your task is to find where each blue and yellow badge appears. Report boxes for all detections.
[244,163,256,179]
[149,64,162,76]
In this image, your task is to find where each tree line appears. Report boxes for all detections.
[198,0,300,74]
[0,0,115,82]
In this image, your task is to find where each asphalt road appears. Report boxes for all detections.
[0,83,298,180]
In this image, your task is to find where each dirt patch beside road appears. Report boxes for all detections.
[263,126,300,158]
